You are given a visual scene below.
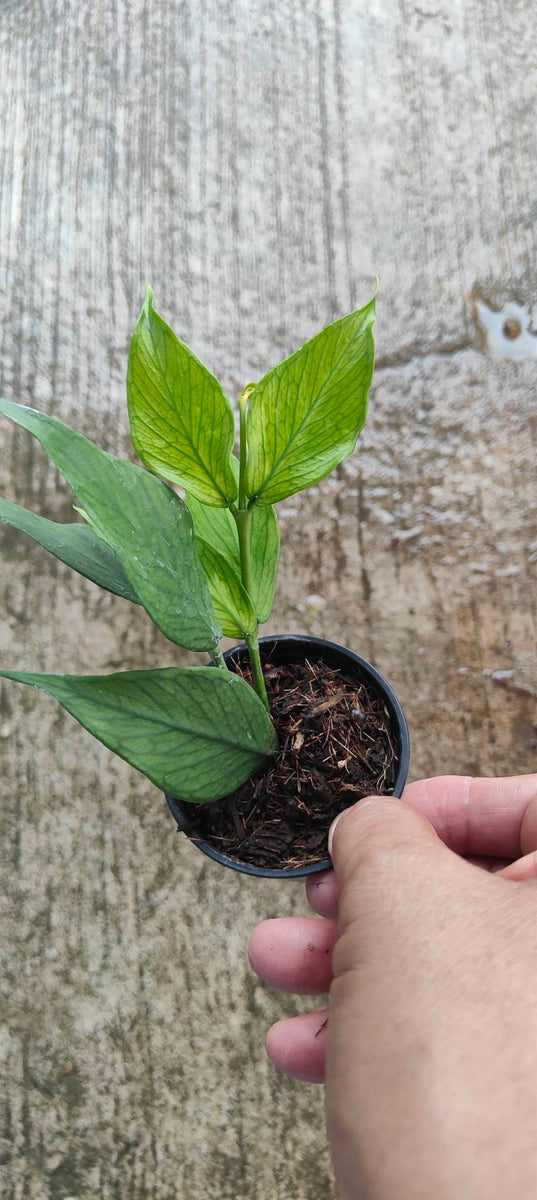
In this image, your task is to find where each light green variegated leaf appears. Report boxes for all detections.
[127,289,238,507]
[0,667,277,802]
[197,539,257,639]
[186,458,280,624]
[0,496,139,603]
[250,504,280,623]
[245,297,376,505]
[0,398,220,652]
[186,489,240,568]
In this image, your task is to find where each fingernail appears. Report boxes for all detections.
[328,811,346,857]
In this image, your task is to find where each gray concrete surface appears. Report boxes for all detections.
[1,0,536,1196]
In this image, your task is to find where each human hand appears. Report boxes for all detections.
[249,776,537,1199]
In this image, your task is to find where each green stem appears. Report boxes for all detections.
[245,632,270,710]
[232,506,269,709]
[234,507,253,596]
[234,384,255,591]
[211,646,228,671]
[232,383,270,711]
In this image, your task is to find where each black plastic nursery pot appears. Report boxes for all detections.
[166,635,410,879]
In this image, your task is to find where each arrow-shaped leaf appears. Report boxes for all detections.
[0,496,139,603]
[248,503,280,623]
[0,398,221,652]
[127,289,238,507]
[186,462,280,624]
[187,489,240,567]
[197,540,257,639]
[0,667,278,802]
[245,297,376,505]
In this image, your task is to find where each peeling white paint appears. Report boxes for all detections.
[474,299,537,358]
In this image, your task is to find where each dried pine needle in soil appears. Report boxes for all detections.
[182,659,398,870]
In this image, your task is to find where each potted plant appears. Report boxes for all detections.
[0,289,409,878]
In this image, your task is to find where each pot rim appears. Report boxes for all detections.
[166,634,410,879]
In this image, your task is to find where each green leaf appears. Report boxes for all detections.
[127,288,238,507]
[0,667,278,802]
[245,297,376,505]
[0,496,139,603]
[0,398,221,652]
[186,460,280,624]
[186,488,240,568]
[197,540,257,639]
[249,504,280,623]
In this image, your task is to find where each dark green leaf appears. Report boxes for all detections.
[245,298,376,505]
[127,288,238,507]
[197,540,257,639]
[0,496,139,602]
[0,397,221,652]
[0,667,278,802]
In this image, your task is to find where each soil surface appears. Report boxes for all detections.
[181,659,399,869]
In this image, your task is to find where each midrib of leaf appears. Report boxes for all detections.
[6,404,218,642]
[50,677,262,752]
[251,328,368,498]
[73,470,193,562]
[209,591,243,630]
[143,337,231,504]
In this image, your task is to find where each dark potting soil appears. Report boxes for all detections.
[181,658,399,870]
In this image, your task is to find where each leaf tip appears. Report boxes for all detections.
[142,285,154,320]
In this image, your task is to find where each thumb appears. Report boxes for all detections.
[328,794,445,904]
[327,797,459,974]
[498,793,537,881]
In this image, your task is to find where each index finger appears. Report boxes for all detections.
[306,773,537,917]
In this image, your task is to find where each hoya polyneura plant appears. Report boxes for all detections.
[0,289,375,804]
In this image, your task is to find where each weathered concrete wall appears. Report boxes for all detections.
[1,1,536,1196]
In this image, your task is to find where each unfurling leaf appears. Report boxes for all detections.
[0,398,221,652]
[0,668,278,802]
[127,288,238,507]
[0,496,139,603]
[245,297,376,505]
